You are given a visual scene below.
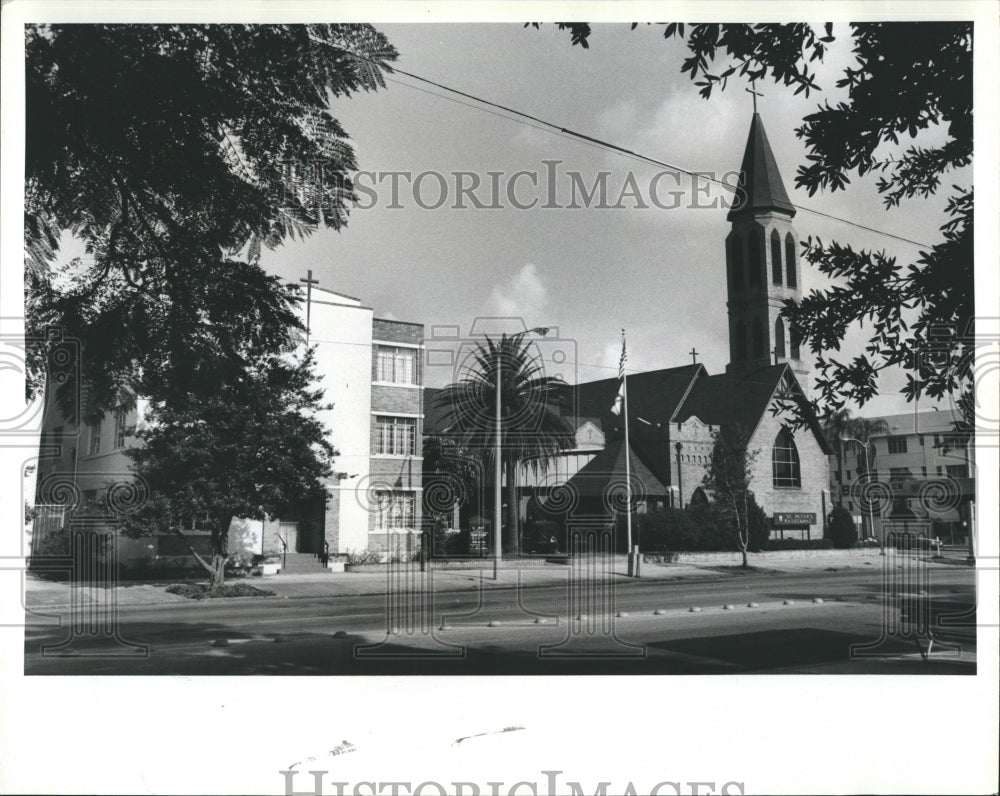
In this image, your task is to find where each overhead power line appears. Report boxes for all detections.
[367,57,938,250]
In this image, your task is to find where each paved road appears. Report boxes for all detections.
[24,566,977,675]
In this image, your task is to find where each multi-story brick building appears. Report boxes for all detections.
[33,284,425,571]
[829,408,974,543]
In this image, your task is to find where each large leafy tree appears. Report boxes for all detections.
[537,22,974,422]
[702,424,760,567]
[121,344,337,590]
[433,334,575,554]
[25,23,397,412]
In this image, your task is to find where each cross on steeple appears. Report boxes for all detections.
[745,79,764,114]
[299,269,319,345]
[690,347,699,364]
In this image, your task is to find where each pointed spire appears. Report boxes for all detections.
[728,113,796,221]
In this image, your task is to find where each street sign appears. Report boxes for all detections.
[773,512,817,526]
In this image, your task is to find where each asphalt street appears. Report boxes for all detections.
[23,565,978,675]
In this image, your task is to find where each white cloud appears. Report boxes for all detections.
[486,262,549,319]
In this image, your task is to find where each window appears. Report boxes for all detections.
[772,428,801,488]
[946,464,968,479]
[887,436,908,454]
[921,466,927,477]
[87,418,102,456]
[774,318,786,358]
[936,465,942,475]
[114,409,127,449]
[373,491,415,530]
[889,467,912,482]
[770,229,783,285]
[785,233,797,287]
[375,416,416,456]
[790,328,801,359]
[376,346,418,384]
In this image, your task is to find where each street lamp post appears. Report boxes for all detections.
[843,436,880,551]
[494,327,550,580]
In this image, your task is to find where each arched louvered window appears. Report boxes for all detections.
[748,231,762,288]
[785,233,797,288]
[751,317,765,359]
[728,235,744,292]
[771,229,783,285]
[772,428,801,488]
[774,317,786,358]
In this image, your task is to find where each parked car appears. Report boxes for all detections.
[889,532,943,554]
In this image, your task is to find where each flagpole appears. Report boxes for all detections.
[623,352,632,558]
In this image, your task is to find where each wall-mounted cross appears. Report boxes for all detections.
[299,269,319,345]
[690,347,699,364]
[745,80,764,114]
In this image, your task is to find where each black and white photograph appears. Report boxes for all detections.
[1,2,997,794]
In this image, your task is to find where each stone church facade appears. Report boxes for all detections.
[506,111,833,541]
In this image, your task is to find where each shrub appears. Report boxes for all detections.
[828,506,858,549]
[766,537,834,551]
[522,519,563,554]
[166,582,275,599]
[747,498,769,552]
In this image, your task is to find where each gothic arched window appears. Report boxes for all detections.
[771,229,783,285]
[751,317,765,359]
[748,231,762,289]
[785,232,797,288]
[772,428,801,488]
[735,320,748,361]
[728,235,744,292]
[774,317,786,358]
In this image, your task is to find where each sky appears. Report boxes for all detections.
[260,22,971,416]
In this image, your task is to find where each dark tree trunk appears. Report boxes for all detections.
[208,514,232,593]
[741,548,748,568]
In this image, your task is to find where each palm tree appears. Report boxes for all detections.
[821,408,854,507]
[433,333,575,555]
[847,416,890,479]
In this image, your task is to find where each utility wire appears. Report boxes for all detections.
[372,59,938,249]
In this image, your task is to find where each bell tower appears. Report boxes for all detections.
[724,112,808,384]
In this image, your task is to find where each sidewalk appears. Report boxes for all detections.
[22,552,957,610]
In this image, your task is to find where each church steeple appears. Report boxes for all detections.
[728,113,796,221]
[724,112,808,385]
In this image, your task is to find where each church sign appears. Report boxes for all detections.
[772,512,817,527]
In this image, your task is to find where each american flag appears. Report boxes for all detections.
[610,330,627,415]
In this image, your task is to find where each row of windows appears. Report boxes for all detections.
[374,415,417,456]
[376,346,419,385]
[732,317,801,361]
[835,464,967,481]
[728,229,797,293]
[372,490,416,530]
[86,409,128,456]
